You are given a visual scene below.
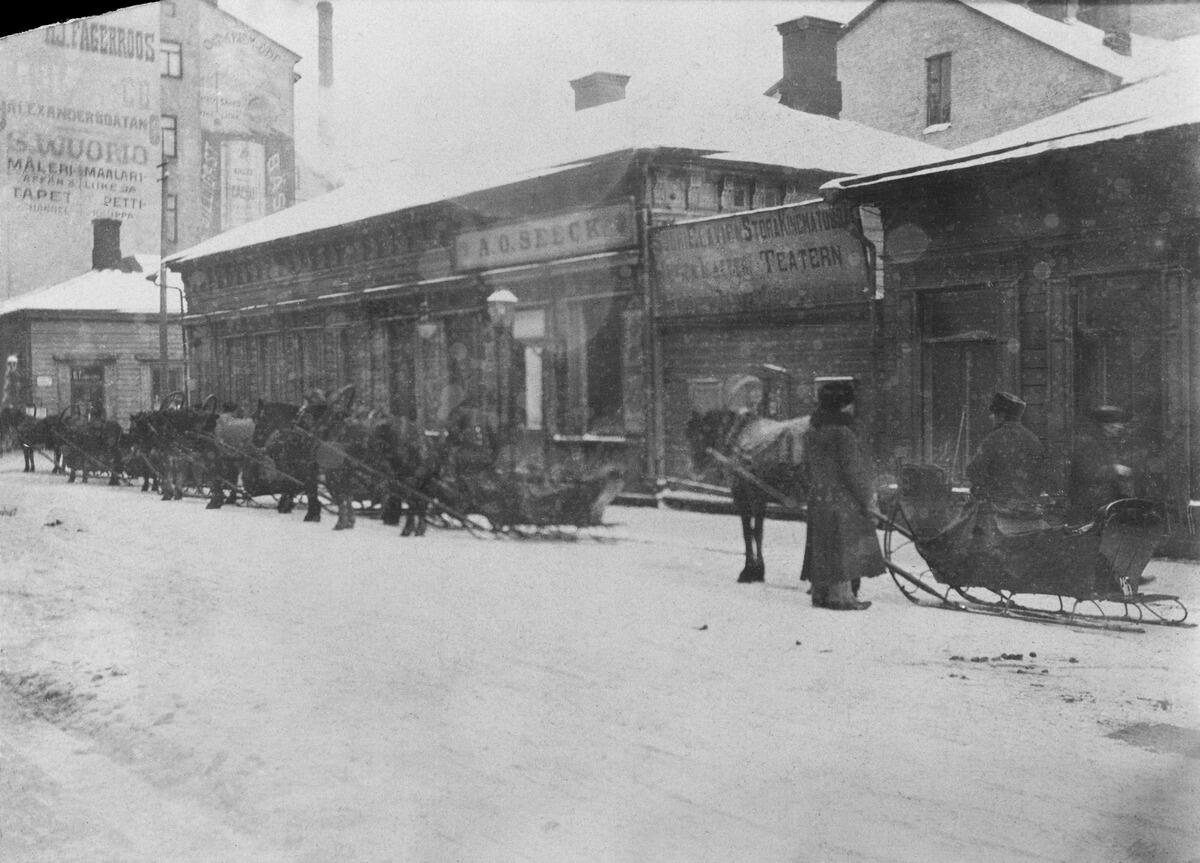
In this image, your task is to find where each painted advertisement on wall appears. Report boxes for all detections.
[196,4,294,234]
[0,5,161,299]
[651,201,872,317]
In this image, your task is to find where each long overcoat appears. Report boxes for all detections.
[799,421,885,587]
[965,420,1046,519]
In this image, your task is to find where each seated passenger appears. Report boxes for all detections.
[966,391,1048,534]
[1067,405,1134,524]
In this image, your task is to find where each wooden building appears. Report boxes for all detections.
[0,222,185,422]
[823,62,1200,553]
[166,72,940,495]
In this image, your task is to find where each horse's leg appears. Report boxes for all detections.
[737,510,763,583]
[753,510,766,579]
[333,486,354,531]
[303,468,322,522]
[381,492,402,527]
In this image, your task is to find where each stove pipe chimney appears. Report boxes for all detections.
[317,1,335,150]
[91,219,122,271]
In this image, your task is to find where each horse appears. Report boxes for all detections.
[686,408,810,583]
[55,408,125,485]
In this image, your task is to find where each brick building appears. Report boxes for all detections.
[824,0,1200,149]
[0,0,299,300]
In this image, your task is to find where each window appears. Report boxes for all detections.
[161,114,177,159]
[150,366,182,409]
[160,41,182,78]
[164,193,178,243]
[926,53,952,126]
[162,0,176,15]
[558,298,624,434]
[921,290,1001,478]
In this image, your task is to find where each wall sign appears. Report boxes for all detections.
[651,201,871,316]
[456,202,637,271]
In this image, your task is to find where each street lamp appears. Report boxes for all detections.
[149,270,188,407]
[486,289,518,464]
[416,298,439,341]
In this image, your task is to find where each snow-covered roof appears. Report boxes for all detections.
[843,0,1176,83]
[0,255,184,317]
[167,85,944,265]
[822,54,1200,198]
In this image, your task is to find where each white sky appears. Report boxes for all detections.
[17,0,873,173]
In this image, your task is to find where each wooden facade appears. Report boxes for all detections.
[171,150,832,494]
[0,310,185,423]
[834,124,1200,552]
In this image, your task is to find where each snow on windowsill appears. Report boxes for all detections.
[923,122,952,135]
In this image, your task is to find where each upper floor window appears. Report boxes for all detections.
[161,114,177,159]
[164,193,178,243]
[926,53,952,126]
[160,41,182,78]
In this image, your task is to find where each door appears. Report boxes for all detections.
[70,364,105,418]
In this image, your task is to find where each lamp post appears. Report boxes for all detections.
[163,284,189,407]
[486,289,518,465]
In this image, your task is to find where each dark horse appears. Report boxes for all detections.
[686,408,810,583]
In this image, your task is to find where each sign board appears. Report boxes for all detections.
[0,5,161,298]
[196,3,295,233]
[651,201,871,316]
[456,202,637,271]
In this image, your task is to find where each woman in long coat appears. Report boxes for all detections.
[799,381,884,610]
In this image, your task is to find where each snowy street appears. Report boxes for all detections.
[0,453,1198,863]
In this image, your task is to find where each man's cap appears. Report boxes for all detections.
[1090,404,1130,424]
[989,391,1026,417]
[818,380,856,411]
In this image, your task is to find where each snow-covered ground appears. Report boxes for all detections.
[0,452,1197,863]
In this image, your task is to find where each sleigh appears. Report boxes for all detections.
[435,466,625,534]
[881,464,1191,631]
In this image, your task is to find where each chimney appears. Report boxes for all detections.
[1078,0,1132,55]
[317,0,333,88]
[91,219,121,271]
[569,72,630,111]
[774,17,842,118]
[317,1,336,151]
[1026,0,1069,22]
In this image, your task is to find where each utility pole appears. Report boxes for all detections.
[158,161,170,406]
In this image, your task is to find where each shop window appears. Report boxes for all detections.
[257,334,279,400]
[387,321,418,422]
[150,365,182,409]
[559,297,624,434]
[1074,277,1163,471]
[160,41,182,78]
[295,329,323,399]
[513,309,547,431]
[922,290,1001,477]
[161,114,177,159]
[926,53,952,126]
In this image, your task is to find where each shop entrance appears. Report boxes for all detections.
[70,364,105,419]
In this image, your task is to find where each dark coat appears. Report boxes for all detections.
[1067,424,1132,523]
[966,420,1046,518]
[799,415,885,586]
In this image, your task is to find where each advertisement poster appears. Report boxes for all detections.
[0,5,161,297]
[651,200,871,316]
[196,7,294,234]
